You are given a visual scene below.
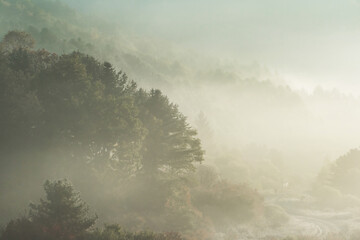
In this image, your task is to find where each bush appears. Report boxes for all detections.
[84,225,183,240]
[264,204,289,227]
[0,217,41,240]
[191,179,263,228]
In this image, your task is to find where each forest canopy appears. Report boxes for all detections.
[0,30,203,178]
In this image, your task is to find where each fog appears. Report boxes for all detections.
[63,0,360,93]
[2,0,360,239]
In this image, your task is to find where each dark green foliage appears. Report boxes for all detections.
[0,31,203,178]
[0,31,35,53]
[0,217,40,240]
[29,180,97,238]
[0,181,183,240]
[0,32,205,233]
[1,222,183,240]
[136,89,203,176]
[1,180,96,240]
[85,225,183,240]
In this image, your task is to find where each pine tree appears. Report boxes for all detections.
[29,180,97,239]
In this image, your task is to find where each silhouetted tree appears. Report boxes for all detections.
[29,180,97,239]
[1,180,96,240]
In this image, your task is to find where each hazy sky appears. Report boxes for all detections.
[64,0,360,94]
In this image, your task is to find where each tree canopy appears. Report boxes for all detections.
[0,31,203,180]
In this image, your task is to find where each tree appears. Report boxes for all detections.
[33,52,144,177]
[136,89,204,178]
[0,31,35,53]
[329,148,360,196]
[29,180,97,239]
[0,180,188,240]
[1,180,96,240]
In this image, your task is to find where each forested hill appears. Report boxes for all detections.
[0,0,285,89]
[0,0,187,87]
[0,0,309,144]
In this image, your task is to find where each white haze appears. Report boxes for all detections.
[57,0,360,178]
[40,1,360,237]
[64,0,360,95]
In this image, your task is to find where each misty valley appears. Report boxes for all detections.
[2,1,360,240]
